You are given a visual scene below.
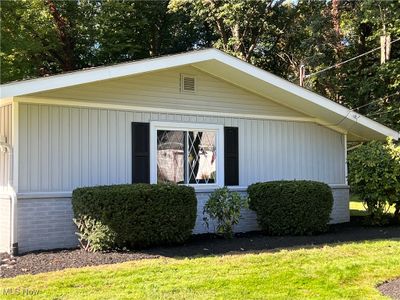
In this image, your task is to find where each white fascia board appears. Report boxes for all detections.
[211,51,349,115]
[210,51,399,140]
[356,114,399,140]
[0,49,218,98]
[1,48,398,140]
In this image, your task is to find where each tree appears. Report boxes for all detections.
[1,0,61,82]
[170,0,285,62]
[0,0,97,82]
[304,0,400,130]
[255,0,340,83]
[0,0,206,82]
[348,138,400,224]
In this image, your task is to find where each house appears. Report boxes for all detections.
[0,49,398,254]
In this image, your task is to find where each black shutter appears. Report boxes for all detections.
[224,127,239,186]
[132,122,150,183]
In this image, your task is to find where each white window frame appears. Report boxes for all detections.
[150,121,224,189]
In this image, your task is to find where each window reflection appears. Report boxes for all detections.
[156,129,217,185]
[157,130,185,184]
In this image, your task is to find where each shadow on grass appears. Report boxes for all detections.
[144,222,400,259]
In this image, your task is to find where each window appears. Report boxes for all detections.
[150,122,224,186]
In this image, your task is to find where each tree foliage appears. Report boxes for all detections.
[308,0,400,130]
[348,138,400,224]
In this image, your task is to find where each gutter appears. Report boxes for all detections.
[0,138,18,255]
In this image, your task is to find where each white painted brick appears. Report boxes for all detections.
[17,198,78,253]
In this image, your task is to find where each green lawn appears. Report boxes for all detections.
[1,240,400,299]
[350,195,396,217]
[350,195,369,216]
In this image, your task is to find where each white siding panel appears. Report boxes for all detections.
[0,195,11,252]
[31,66,306,119]
[50,106,61,190]
[0,104,12,191]
[80,109,90,186]
[18,103,345,192]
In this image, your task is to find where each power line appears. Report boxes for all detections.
[316,92,398,127]
[352,91,399,112]
[367,108,399,118]
[305,37,400,78]
[319,109,358,128]
[362,92,400,117]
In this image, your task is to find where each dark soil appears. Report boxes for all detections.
[0,250,159,278]
[1,223,399,279]
[378,278,400,300]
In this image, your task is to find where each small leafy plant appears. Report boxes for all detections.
[203,187,248,238]
[73,216,117,252]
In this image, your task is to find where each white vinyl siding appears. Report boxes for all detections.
[0,195,11,252]
[18,103,345,192]
[28,66,307,119]
[0,104,12,192]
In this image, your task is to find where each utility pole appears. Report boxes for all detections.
[381,35,391,64]
[379,5,391,64]
[299,65,306,87]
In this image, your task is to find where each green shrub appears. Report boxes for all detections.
[203,187,248,239]
[348,138,400,225]
[72,184,197,250]
[248,180,333,235]
[73,216,117,252]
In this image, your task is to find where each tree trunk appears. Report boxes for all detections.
[45,0,75,71]
[394,204,400,223]
[331,0,340,35]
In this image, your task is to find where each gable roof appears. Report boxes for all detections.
[1,48,398,141]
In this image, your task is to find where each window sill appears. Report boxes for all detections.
[191,185,247,193]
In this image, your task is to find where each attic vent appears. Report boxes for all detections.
[180,74,196,93]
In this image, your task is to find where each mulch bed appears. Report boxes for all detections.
[0,250,159,278]
[1,223,399,279]
[378,278,400,300]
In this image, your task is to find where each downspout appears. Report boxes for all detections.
[0,139,17,255]
[344,134,348,185]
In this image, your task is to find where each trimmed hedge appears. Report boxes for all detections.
[248,181,333,235]
[72,184,197,250]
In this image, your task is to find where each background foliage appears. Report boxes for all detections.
[1,0,399,131]
[348,138,400,224]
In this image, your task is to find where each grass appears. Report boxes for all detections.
[1,240,400,299]
[350,195,369,217]
[350,194,396,217]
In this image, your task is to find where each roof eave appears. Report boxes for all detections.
[0,49,219,98]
